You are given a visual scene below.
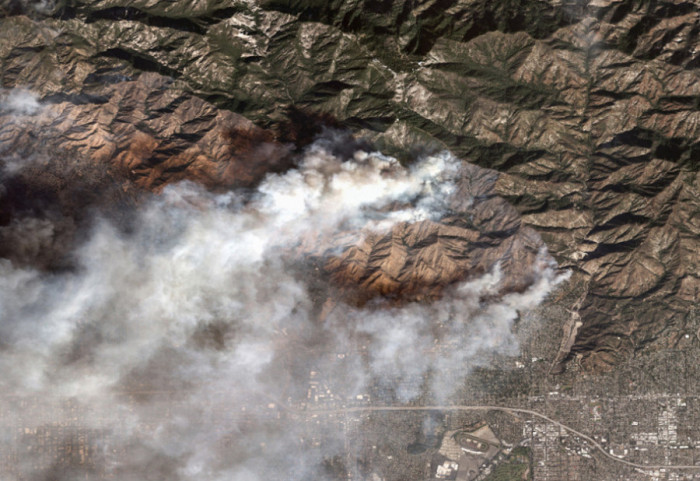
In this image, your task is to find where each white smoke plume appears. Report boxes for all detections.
[0,136,568,480]
[0,88,48,177]
[334,251,569,403]
[0,88,41,116]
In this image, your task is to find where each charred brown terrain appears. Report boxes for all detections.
[308,162,546,306]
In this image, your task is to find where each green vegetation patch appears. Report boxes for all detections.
[483,446,532,481]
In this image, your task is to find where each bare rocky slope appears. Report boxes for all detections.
[1,0,699,371]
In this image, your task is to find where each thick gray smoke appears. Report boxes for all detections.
[0,137,568,480]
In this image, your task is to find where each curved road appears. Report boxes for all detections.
[303,404,700,471]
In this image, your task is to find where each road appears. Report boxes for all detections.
[302,404,700,471]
